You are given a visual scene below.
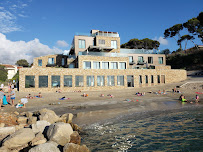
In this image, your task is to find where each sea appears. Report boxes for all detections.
[81,102,203,152]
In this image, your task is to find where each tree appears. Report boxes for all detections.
[0,65,7,82]
[16,59,29,67]
[161,49,170,55]
[177,35,195,50]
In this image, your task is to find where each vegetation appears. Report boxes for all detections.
[161,49,170,55]
[11,71,19,82]
[0,65,8,82]
[121,38,160,50]
[16,59,29,67]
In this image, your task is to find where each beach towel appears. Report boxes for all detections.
[195,92,203,94]
[59,98,70,100]
[3,95,8,105]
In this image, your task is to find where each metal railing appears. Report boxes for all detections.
[78,51,128,57]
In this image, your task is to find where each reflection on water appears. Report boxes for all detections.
[82,107,203,152]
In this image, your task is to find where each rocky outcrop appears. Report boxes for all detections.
[63,143,90,152]
[32,120,50,134]
[29,142,60,152]
[31,132,47,146]
[70,131,81,145]
[38,108,60,124]
[0,126,15,135]
[60,113,74,123]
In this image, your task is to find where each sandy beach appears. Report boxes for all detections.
[1,75,203,126]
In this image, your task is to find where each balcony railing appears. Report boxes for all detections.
[78,51,128,57]
[137,61,145,65]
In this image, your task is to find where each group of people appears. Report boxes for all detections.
[0,87,16,110]
[179,94,200,103]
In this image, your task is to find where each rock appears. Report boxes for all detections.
[0,126,15,135]
[26,112,33,118]
[14,111,19,116]
[31,120,50,134]
[70,131,81,145]
[70,123,82,132]
[0,123,5,127]
[28,117,37,125]
[60,113,73,123]
[63,143,90,152]
[31,132,47,146]
[2,128,35,149]
[20,112,26,116]
[39,108,60,124]
[47,122,73,146]
[17,116,28,124]
[28,142,60,152]
[15,124,26,130]
[0,146,9,152]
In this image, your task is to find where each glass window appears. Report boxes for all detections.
[69,63,75,68]
[139,75,142,84]
[83,61,91,69]
[119,62,126,69]
[93,62,100,69]
[117,76,124,86]
[145,75,148,84]
[79,39,85,48]
[110,62,118,69]
[75,76,84,87]
[138,56,144,63]
[38,59,42,66]
[87,76,94,87]
[148,57,153,64]
[102,62,109,69]
[158,57,163,64]
[151,75,154,83]
[51,76,60,87]
[39,76,48,88]
[25,76,35,88]
[157,75,160,83]
[129,56,133,63]
[107,76,115,86]
[99,39,105,44]
[111,40,117,49]
[62,58,65,66]
[97,76,105,86]
[48,58,54,64]
[64,75,72,87]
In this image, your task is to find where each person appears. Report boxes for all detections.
[11,84,14,89]
[100,94,104,97]
[8,83,11,93]
[195,95,199,102]
[163,89,166,94]
[10,88,16,106]
[1,83,4,89]
[3,95,8,105]
[0,89,4,110]
[83,93,88,97]
[26,94,35,99]
[35,92,42,98]
[158,90,162,94]
[16,98,28,108]
[181,95,187,102]
[7,95,10,104]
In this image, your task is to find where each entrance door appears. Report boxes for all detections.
[161,75,165,83]
[127,75,134,87]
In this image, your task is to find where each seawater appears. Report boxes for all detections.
[81,104,203,152]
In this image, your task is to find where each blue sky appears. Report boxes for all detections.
[0,0,202,64]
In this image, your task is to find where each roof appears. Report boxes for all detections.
[1,64,15,68]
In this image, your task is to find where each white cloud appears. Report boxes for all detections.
[154,36,168,45]
[0,33,63,65]
[63,50,70,55]
[56,40,69,47]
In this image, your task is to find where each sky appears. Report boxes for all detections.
[0,0,202,65]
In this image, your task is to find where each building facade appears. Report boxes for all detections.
[19,30,187,92]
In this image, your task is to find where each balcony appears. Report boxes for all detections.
[46,63,56,67]
[129,61,135,65]
[92,31,119,37]
[137,61,145,65]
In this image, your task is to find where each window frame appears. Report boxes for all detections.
[78,39,86,49]
[39,75,48,88]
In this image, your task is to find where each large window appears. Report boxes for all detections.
[119,62,126,69]
[111,40,117,49]
[110,62,118,69]
[129,56,133,63]
[148,57,153,64]
[138,56,144,63]
[107,76,115,86]
[151,75,154,83]
[87,76,94,87]
[157,75,160,83]
[99,39,105,45]
[39,76,48,88]
[117,76,124,86]
[79,39,85,48]
[51,76,60,87]
[38,59,42,66]
[93,61,100,69]
[158,57,163,64]
[25,76,35,88]
[69,63,75,68]
[139,75,142,84]
[102,62,109,69]
[75,76,84,87]
[145,75,148,84]
[83,61,91,69]
[64,75,72,87]
[62,58,65,66]
[48,58,54,64]
[97,76,105,86]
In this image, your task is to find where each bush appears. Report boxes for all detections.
[0,65,7,82]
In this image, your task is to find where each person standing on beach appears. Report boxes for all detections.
[10,88,16,107]
[0,89,4,110]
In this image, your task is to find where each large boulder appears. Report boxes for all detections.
[0,146,9,152]
[28,142,60,152]
[28,116,37,125]
[70,131,81,145]
[38,108,60,124]
[31,132,47,146]
[60,113,73,123]
[32,120,50,134]
[17,116,28,124]
[47,122,73,146]
[0,126,15,135]
[2,128,35,149]
[63,143,90,152]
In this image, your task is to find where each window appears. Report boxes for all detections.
[87,76,94,87]
[97,76,105,86]
[148,57,153,64]
[139,75,142,84]
[38,59,42,66]
[75,76,84,87]
[117,76,124,86]
[107,76,115,86]
[158,57,163,64]
[157,75,160,83]
[99,39,105,45]
[39,76,48,88]
[110,62,118,69]
[111,40,117,49]
[138,56,144,63]
[51,76,60,87]
[129,56,133,63]
[127,75,134,87]
[64,75,72,87]
[151,75,154,83]
[69,63,75,68]
[79,39,85,48]
[83,61,91,69]
[62,58,65,66]
[102,62,109,69]
[93,61,100,69]
[25,76,35,88]
[119,62,126,69]
[145,75,148,84]
[48,58,54,64]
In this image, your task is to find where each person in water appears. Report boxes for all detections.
[195,95,199,102]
